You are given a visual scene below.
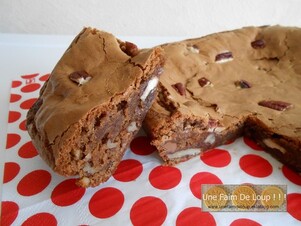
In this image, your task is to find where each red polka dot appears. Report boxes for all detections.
[130,136,156,155]
[239,154,273,178]
[39,73,50,81]
[12,80,22,88]
[190,172,222,199]
[282,165,301,186]
[8,111,21,123]
[20,98,37,110]
[6,133,21,149]
[287,193,301,221]
[10,93,22,103]
[3,162,20,183]
[176,207,216,226]
[51,179,85,206]
[1,201,19,226]
[17,170,51,196]
[21,73,39,80]
[19,119,27,131]
[21,83,41,93]
[243,137,263,151]
[113,159,143,182]
[18,141,38,158]
[22,212,57,226]
[130,196,167,226]
[149,166,182,190]
[200,148,231,167]
[89,187,124,218]
[230,218,261,226]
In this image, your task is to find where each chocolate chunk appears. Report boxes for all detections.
[258,100,292,111]
[162,141,177,153]
[198,77,212,87]
[69,71,91,86]
[172,83,186,96]
[215,52,233,63]
[235,80,251,89]
[117,101,127,111]
[251,39,266,49]
[120,41,139,57]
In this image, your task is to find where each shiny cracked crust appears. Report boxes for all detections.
[144,25,301,171]
[26,27,164,187]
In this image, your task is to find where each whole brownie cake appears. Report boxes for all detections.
[27,27,164,187]
[144,25,301,171]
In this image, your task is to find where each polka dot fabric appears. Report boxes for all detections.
[1,73,301,226]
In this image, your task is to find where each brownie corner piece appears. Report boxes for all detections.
[26,27,164,187]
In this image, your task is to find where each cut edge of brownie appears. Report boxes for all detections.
[144,109,245,165]
[144,110,301,171]
[244,116,301,172]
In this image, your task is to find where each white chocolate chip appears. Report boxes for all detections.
[127,121,138,132]
[72,149,81,160]
[187,45,199,54]
[263,139,286,154]
[167,148,201,159]
[140,77,159,101]
[79,177,90,186]
[207,128,214,132]
[208,127,225,133]
[214,127,225,133]
[83,163,96,174]
[205,133,216,144]
[168,95,175,100]
[78,76,91,86]
[215,51,233,64]
[216,57,233,64]
[107,139,118,149]
[84,153,91,161]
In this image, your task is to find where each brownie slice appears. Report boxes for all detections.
[27,27,164,187]
[144,26,301,172]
